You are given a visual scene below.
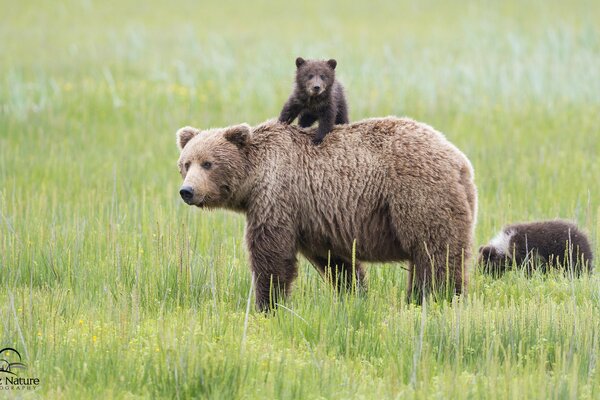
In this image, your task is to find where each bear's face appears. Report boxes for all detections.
[295,57,337,97]
[176,124,250,209]
[478,245,509,276]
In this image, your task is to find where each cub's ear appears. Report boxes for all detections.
[327,59,337,70]
[295,57,306,68]
[224,124,250,148]
[176,126,200,151]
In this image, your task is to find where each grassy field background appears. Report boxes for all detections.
[1,0,599,398]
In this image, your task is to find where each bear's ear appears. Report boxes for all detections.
[327,59,337,70]
[224,124,250,148]
[295,57,306,68]
[176,126,199,151]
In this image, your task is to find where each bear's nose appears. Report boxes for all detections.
[179,186,194,202]
[313,85,321,91]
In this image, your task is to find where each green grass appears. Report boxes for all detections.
[1,0,599,398]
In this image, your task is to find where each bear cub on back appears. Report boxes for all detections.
[279,57,349,145]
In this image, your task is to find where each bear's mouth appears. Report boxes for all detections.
[195,194,211,208]
[194,198,206,208]
[181,197,203,207]
[309,88,325,96]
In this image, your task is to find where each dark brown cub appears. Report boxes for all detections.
[478,220,594,277]
[278,57,349,145]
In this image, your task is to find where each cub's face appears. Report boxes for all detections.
[295,57,337,97]
[176,124,250,209]
[478,245,509,276]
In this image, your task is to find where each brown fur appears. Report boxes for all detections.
[479,220,594,276]
[279,57,349,145]
[176,117,478,311]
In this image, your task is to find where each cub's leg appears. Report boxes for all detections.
[298,112,318,128]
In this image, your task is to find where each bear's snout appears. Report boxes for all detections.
[179,186,194,204]
[309,84,324,96]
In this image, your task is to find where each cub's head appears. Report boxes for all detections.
[478,245,509,276]
[295,57,337,97]
[176,124,250,209]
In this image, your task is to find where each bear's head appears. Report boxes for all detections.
[176,124,251,209]
[295,57,337,97]
[478,245,509,276]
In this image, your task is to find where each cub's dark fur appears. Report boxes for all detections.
[479,220,594,276]
[278,57,349,145]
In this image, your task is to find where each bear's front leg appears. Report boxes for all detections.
[278,97,302,125]
[246,222,298,312]
[407,242,467,304]
[313,108,335,145]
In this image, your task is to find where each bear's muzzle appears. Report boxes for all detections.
[179,186,194,204]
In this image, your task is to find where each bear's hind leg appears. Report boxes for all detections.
[407,243,467,304]
[306,254,366,293]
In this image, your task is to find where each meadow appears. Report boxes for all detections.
[1,0,599,398]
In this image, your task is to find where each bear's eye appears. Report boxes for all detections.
[320,74,325,80]
[184,162,191,171]
[202,161,212,170]
[308,74,314,79]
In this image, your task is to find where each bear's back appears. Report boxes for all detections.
[248,118,474,201]
[245,117,476,261]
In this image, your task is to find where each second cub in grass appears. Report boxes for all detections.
[478,220,594,276]
[278,57,349,145]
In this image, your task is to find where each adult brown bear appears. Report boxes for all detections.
[176,118,477,311]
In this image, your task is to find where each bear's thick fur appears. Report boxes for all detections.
[176,117,477,311]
